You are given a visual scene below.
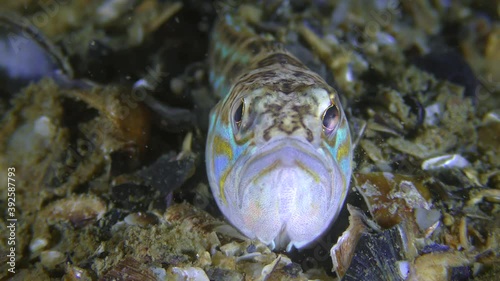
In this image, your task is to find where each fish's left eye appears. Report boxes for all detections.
[322,105,340,134]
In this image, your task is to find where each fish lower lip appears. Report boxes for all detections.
[238,140,331,198]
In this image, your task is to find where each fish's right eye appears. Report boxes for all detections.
[233,99,244,129]
[322,104,340,135]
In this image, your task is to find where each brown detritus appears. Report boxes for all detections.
[42,195,106,228]
[331,205,417,280]
[62,87,152,156]
[478,122,500,167]
[63,264,94,281]
[409,251,473,281]
[354,172,432,229]
[330,205,373,278]
[468,189,500,206]
[124,212,159,228]
[100,257,157,281]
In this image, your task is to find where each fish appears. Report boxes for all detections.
[206,8,353,251]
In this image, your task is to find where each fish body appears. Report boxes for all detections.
[206,11,352,250]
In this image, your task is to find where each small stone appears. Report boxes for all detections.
[40,250,65,269]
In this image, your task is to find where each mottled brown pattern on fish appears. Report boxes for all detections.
[210,15,335,146]
[209,12,331,95]
[209,18,273,89]
[256,53,306,68]
[241,64,327,91]
[262,102,315,142]
[220,63,330,110]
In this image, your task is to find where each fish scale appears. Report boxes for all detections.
[206,7,353,250]
[208,14,287,98]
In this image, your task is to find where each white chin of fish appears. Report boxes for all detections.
[231,141,343,250]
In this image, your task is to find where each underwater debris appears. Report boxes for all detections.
[30,195,106,255]
[124,212,159,228]
[63,264,94,281]
[477,118,500,167]
[100,257,158,281]
[42,195,107,228]
[205,267,244,281]
[39,250,65,270]
[467,189,500,205]
[331,205,410,281]
[354,172,433,229]
[421,154,471,170]
[0,12,73,94]
[110,132,198,211]
[343,163,500,280]
[409,251,474,281]
[331,204,479,281]
[169,266,210,281]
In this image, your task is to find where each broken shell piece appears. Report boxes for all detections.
[331,205,410,280]
[482,111,500,124]
[170,267,210,281]
[220,241,243,257]
[163,204,246,244]
[425,103,442,126]
[163,203,246,251]
[331,205,377,278]
[0,12,73,94]
[205,268,244,281]
[331,205,476,280]
[124,212,159,227]
[355,172,432,228]
[211,251,237,270]
[259,255,281,280]
[421,154,470,170]
[467,189,500,205]
[29,237,49,253]
[40,250,65,270]
[366,120,401,137]
[409,251,473,281]
[42,195,106,228]
[478,122,500,166]
[63,264,93,281]
[34,116,57,138]
[414,208,441,237]
[194,250,212,268]
[164,203,226,234]
[101,257,157,281]
[359,139,387,164]
[96,0,137,25]
[387,137,434,159]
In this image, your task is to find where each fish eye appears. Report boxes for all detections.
[322,104,340,134]
[233,99,244,129]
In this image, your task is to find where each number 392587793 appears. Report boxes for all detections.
[7,167,16,218]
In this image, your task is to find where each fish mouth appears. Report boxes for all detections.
[233,138,343,249]
[209,136,350,250]
[237,138,335,212]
